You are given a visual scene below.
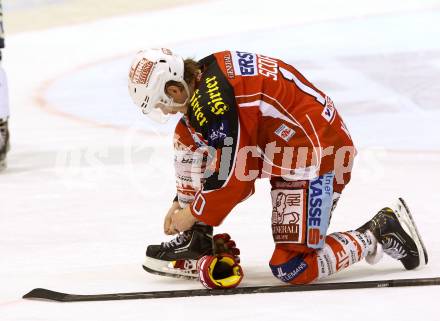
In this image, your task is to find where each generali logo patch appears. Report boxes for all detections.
[271,190,305,243]
[130,58,154,85]
[275,124,296,142]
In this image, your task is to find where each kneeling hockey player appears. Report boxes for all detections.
[128,48,428,289]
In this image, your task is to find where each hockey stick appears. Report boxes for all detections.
[23,277,440,302]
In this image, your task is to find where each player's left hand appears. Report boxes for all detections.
[170,206,198,233]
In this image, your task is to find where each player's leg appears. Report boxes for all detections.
[269,174,427,284]
[269,173,368,284]
[269,173,379,284]
[270,229,376,284]
[271,198,428,284]
[0,59,10,170]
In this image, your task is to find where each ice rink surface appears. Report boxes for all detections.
[1,0,440,320]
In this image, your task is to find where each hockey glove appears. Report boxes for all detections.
[213,233,241,263]
[197,254,244,289]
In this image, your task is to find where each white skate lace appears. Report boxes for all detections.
[382,237,407,260]
[162,231,192,249]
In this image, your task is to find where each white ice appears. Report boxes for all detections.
[1,0,439,320]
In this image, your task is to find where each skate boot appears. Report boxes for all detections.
[143,223,213,279]
[0,118,10,171]
[358,198,428,270]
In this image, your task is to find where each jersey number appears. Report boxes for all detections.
[192,193,206,216]
[279,67,325,106]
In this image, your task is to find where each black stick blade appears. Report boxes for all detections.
[23,288,70,302]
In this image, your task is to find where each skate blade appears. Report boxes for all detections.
[394,198,428,267]
[142,256,198,280]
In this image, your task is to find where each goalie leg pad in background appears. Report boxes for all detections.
[0,66,9,119]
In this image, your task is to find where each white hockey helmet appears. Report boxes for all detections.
[128,48,190,122]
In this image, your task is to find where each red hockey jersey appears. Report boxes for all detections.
[174,51,355,226]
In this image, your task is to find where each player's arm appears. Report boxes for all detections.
[167,117,208,233]
[172,59,256,228]
[187,103,255,226]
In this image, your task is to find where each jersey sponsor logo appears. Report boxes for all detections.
[231,51,279,80]
[335,248,350,271]
[208,121,228,145]
[232,51,257,76]
[272,180,307,189]
[223,53,235,79]
[307,172,334,249]
[176,174,195,184]
[316,256,328,277]
[322,96,336,122]
[192,131,208,148]
[274,124,296,142]
[205,76,230,115]
[178,155,205,165]
[271,189,305,243]
[324,247,336,275]
[332,232,350,246]
[316,247,337,277]
[270,256,308,283]
[189,89,208,126]
[129,58,154,85]
[355,231,369,248]
[189,74,231,126]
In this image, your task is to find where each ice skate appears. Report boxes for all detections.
[143,223,213,279]
[359,198,428,270]
[0,118,9,171]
